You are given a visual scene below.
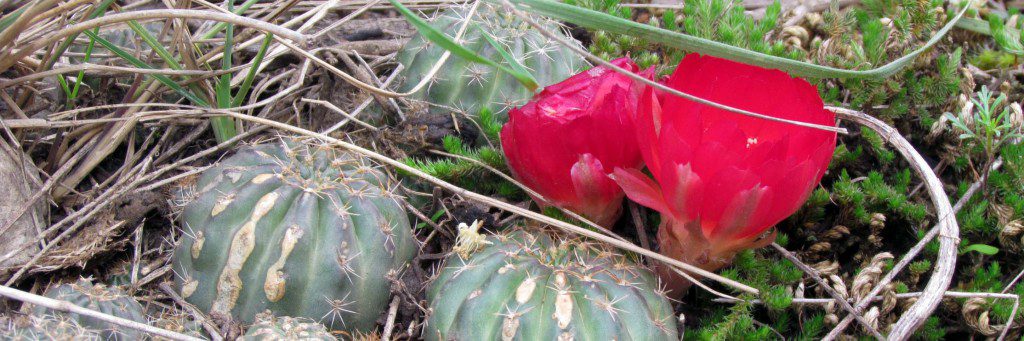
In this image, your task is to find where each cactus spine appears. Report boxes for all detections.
[396,3,588,121]
[34,279,147,340]
[173,139,417,333]
[3,315,101,341]
[425,226,679,340]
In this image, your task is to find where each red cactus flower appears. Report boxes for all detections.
[501,58,653,227]
[611,54,837,296]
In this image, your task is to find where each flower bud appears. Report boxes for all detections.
[1010,102,1023,130]
[959,94,975,129]
[501,58,653,227]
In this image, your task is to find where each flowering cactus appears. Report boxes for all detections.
[501,58,652,227]
[611,54,837,296]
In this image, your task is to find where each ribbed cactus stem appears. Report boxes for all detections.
[396,3,588,122]
[173,139,417,334]
[425,225,679,340]
[34,279,147,340]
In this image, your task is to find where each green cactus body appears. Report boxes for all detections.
[396,3,588,121]
[34,280,147,340]
[4,315,101,341]
[173,139,417,333]
[242,314,335,340]
[425,226,679,340]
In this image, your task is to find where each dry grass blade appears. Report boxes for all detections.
[0,9,306,73]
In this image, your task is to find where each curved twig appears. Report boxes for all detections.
[822,156,1000,339]
[826,107,959,340]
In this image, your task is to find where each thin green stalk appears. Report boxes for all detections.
[127,20,184,70]
[198,0,261,40]
[70,32,98,100]
[477,24,537,89]
[124,15,211,110]
[388,0,538,91]
[43,0,116,70]
[83,30,209,106]
[232,33,273,108]
[56,27,99,109]
[0,6,28,35]
[212,1,238,142]
[491,0,969,79]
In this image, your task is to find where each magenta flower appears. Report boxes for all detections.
[501,58,653,227]
[611,54,837,295]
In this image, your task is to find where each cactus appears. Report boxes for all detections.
[172,138,417,333]
[3,315,101,341]
[395,3,588,122]
[150,308,209,340]
[425,225,679,340]
[33,279,147,340]
[242,313,335,340]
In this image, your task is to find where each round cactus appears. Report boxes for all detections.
[3,315,101,341]
[425,225,679,340]
[34,279,147,340]
[242,313,335,340]
[172,139,417,333]
[395,3,588,121]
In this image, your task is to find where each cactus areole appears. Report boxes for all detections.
[242,313,336,340]
[425,226,679,340]
[396,3,588,121]
[173,139,417,333]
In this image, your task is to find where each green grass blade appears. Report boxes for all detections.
[0,6,28,34]
[389,0,539,90]
[198,0,261,40]
[232,33,274,108]
[127,20,183,70]
[955,16,1001,36]
[476,24,539,91]
[56,71,72,101]
[216,20,234,109]
[83,30,209,106]
[491,0,969,79]
[388,0,499,66]
[70,30,99,100]
[44,0,116,69]
[211,1,238,143]
[58,27,100,108]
